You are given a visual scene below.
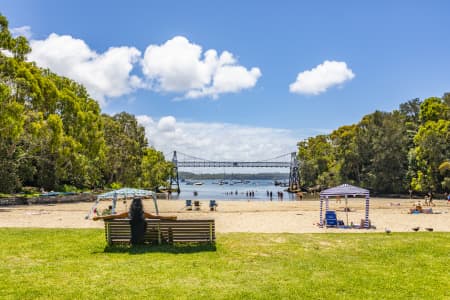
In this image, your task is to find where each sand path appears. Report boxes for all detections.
[0,198,448,233]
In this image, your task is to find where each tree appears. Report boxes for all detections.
[419,97,449,124]
[102,112,148,186]
[410,97,450,193]
[298,135,337,188]
[0,13,174,192]
[330,125,361,184]
[141,148,173,191]
[411,119,450,192]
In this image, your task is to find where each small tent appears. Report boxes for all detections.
[86,188,159,219]
[319,184,370,228]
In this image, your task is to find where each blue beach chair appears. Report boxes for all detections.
[186,199,192,210]
[325,210,338,227]
[209,200,218,211]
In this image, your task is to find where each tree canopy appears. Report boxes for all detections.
[0,14,172,193]
[298,96,450,194]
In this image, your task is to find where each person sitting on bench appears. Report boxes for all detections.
[93,197,176,245]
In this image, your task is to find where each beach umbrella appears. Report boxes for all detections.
[86,187,159,219]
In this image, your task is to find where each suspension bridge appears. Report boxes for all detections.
[168,151,300,193]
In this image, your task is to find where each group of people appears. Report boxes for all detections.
[266,190,284,200]
[225,190,239,196]
[409,199,434,214]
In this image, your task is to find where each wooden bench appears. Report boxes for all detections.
[104,219,215,245]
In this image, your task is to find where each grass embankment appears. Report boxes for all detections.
[0,229,448,299]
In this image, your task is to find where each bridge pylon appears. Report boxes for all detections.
[288,152,300,193]
[169,151,180,193]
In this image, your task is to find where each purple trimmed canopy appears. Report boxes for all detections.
[320,184,369,197]
[319,183,371,228]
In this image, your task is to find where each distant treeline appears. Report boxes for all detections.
[0,14,173,193]
[179,172,289,180]
[297,96,450,194]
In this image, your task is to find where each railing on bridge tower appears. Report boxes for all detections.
[168,151,300,193]
[169,151,180,193]
[288,152,300,192]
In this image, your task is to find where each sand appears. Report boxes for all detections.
[0,198,449,233]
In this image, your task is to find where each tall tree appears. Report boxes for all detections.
[102,112,148,186]
[330,125,361,184]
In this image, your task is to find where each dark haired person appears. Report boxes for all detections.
[93,197,176,245]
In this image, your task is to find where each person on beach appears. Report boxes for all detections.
[102,205,113,216]
[428,191,434,206]
[93,197,176,245]
[410,201,423,213]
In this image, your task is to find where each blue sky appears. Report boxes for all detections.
[2,1,450,164]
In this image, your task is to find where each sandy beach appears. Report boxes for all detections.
[1,197,449,233]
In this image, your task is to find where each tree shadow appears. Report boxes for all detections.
[101,242,217,254]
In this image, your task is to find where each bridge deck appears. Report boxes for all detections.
[176,161,290,168]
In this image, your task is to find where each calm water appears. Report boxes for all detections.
[170,179,297,201]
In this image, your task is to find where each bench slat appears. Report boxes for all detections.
[104,219,215,245]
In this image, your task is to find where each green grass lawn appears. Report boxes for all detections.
[0,229,448,299]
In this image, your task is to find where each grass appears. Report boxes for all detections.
[0,229,448,299]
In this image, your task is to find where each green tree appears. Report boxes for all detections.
[330,125,361,184]
[141,148,173,191]
[411,119,450,192]
[410,97,450,192]
[298,135,337,188]
[102,112,148,186]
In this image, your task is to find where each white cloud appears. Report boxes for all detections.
[28,33,141,105]
[157,116,177,132]
[136,115,329,173]
[289,60,355,95]
[27,33,260,104]
[10,26,32,39]
[142,36,261,99]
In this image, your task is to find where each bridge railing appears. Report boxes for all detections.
[176,161,291,168]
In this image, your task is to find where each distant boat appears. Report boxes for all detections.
[194,182,203,186]
[185,181,193,185]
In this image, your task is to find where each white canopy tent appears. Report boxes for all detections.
[85,188,159,219]
[319,184,370,228]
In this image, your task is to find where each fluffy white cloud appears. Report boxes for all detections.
[142,36,261,99]
[136,115,328,173]
[27,33,260,104]
[157,116,177,132]
[29,33,141,105]
[10,26,32,39]
[289,60,355,95]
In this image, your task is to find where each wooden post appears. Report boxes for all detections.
[168,227,173,244]
[106,222,112,246]
[157,222,161,245]
[209,222,213,242]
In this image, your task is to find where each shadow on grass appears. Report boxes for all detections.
[101,243,216,254]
